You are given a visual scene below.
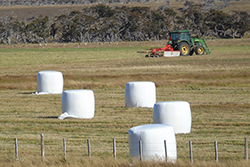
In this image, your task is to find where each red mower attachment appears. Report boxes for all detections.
[137,42,179,58]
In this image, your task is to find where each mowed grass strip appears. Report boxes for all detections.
[0,39,250,166]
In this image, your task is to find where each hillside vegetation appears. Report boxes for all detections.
[0,0,250,44]
[0,39,250,166]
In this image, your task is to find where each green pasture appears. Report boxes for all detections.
[0,40,250,166]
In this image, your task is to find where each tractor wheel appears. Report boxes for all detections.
[178,42,190,56]
[195,45,205,55]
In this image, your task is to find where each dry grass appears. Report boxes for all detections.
[0,38,250,166]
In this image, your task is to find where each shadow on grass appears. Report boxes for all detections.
[39,116,58,119]
[19,92,36,94]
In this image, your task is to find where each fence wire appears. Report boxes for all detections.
[177,138,248,162]
[0,136,248,162]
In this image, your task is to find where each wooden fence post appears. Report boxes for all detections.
[87,139,91,160]
[113,138,116,161]
[41,133,44,161]
[164,140,167,162]
[63,138,66,160]
[214,141,218,162]
[189,141,193,163]
[245,138,249,161]
[139,140,142,161]
[14,138,18,159]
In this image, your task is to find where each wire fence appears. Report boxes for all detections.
[177,138,249,162]
[1,134,249,162]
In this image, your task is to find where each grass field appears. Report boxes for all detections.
[0,38,250,166]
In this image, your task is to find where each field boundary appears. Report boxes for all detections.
[11,134,249,162]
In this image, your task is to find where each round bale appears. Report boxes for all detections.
[125,81,156,108]
[153,101,192,134]
[37,71,63,94]
[128,124,177,161]
[58,89,95,119]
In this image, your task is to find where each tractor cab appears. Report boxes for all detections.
[170,30,191,51]
[170,30,190,42]
[169,30,211,56]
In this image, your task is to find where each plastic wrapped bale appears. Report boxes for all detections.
[125,81,156,108]
[153,101,192,134]
[128,124,177,162]
[58,90,95,119]
[37,71,63,94]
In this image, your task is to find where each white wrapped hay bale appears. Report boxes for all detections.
[153,101,192,134]
[58,90,95,119]
[128,124,177,161]
[125,81,156,108]
[37,71,63,94]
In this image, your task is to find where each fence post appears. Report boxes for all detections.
[189,141,193,163]
[41,133,44,161]
[113,138,116,161]
[214,141,218,162]
[139,140,142,161]
[63,138,66,160]
[14,138,18,159]
[87,139,91,160]
[164,140,167,162]
[245,138,249,161]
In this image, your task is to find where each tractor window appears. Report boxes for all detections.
[180,33,185,40]
[180,33,190,42]
[171,33,179,40]
[185,33,190,42]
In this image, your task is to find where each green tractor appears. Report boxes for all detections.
[169,30,211,56]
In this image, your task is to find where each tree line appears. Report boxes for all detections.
[0,0,243,7]
[0,0,162,6]
[0,3,249,44]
